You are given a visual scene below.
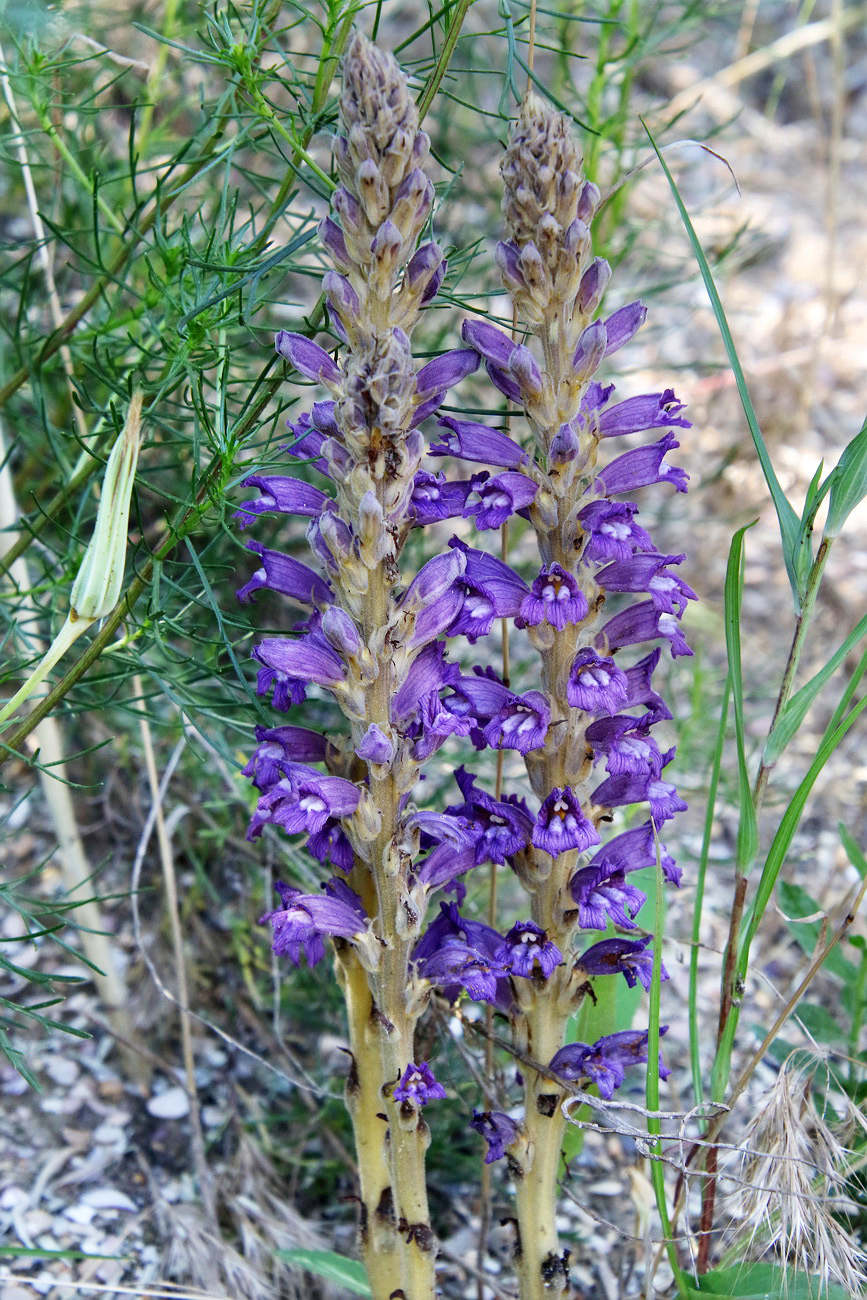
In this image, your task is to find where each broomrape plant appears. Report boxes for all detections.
[239,33,691,1300]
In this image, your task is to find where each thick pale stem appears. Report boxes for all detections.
[513,1091,569,1300]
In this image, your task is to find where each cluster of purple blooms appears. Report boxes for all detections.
[238,44,691,1183]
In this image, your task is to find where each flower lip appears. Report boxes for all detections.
[393,1060,447,1106]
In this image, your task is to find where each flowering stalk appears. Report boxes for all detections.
[238,34,479,1300]
[439,96,693,1298]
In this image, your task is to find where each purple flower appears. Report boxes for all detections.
[262,879,367,967]
[596,553,697,617]
[598,389,689,438]
[408,471,476,525]
[415,349,479,398]
[392,642,460,723]
[568,861,646,930]
[585,715,671,778]
[533,787,601,857]
[414,905,510,1004]
[566,648,629,713]
[447,768,534,865]
[461,317,516,368]
[307,818,355,872]
[412,690,478,760]
[274,332,342,386]
[572,321,607,381]
[577,500,654,564]
[465,471,539,530]
[356,724,394,765]
[518,564,589,631]
[587,822,680,887]
[431,417,529,469]
[414,841,479,892]
[481,689,550,755]
[600,301,647,357]
[592,760,687,823]
[445,541,529,643]
[470,1110,522,1163]
[393,1061,447,1106]
[234,476,334,529]
[596,432,688,496]
[621,649,673,723]
[253,633,347,711]
[577,935,668,990]
[495,921,563,979]
[242,724,330,790]
[548,1027,669,1099]
[247,763,361,839]
[598,602,693,659]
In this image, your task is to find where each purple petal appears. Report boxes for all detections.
[274,332,341,385]
[431,417,528,469]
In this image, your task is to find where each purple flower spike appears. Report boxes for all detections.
[415,349,480,398]
[431,416,528,469]
[566,648,629,713]
[236,541,334,607]
[601,301,647,357]
[393,1061,447,1106]
[533,787,601,858]
[263,879,367,967]
[470,1110,522,1164]
[482,689,550,755]
[577,935,668,990]
[596,432,689,496]
[519,564,589,631]
[495,921,563,979]
[274,332,342,386]
[598,389,690,438]
[466,471,539,530]
[577,500,654,564]
[569,861,646,930]
[549,1027,669,1099]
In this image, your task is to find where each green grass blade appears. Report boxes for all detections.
[724,525,759,871]
[642,122,801,605]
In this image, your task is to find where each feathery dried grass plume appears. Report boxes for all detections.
[725,1052,867,1294]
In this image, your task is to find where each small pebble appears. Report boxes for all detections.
[81,1187,138,1213]
[44,1057,80,1087]
[146,1086,190,1119]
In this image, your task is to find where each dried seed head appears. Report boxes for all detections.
[501,91,584,247]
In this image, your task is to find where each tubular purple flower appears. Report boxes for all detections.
[593,767,687,823]
[234,476,334,528]
[318,216,353,270]
[431,417,529,469]
[585,715,671,778]
[532,787,600,857]
[408,471,476,525]
[587,821,680,887]
[263,879,368,967]
[549,1028,669,1099]
[236,541,334,607]
[596,553,697,617]
[275,332,342,386]
[577,257,612,314]
[566,648,629,713]
[470,1110,523,1164]
[482,689,550,755]
[248,765,361,839]
[577,500,654,564]
[415,349,479,398]
[509,344,544,398]
[465,471,539,530]
[601,301,647,357]
[598,389,690,438]
[577,935,668,990]
[391,642,460,722]
[401,549,467,611]
[321,606,363,657]
[412,690,478,759]
[253,634,347,692]
[393,1061,447,1106]
[518,563,589,631]
[598,602,694,658]
[242,724,330,789]
[461,318,516,367]
[447,767,534,865]
[495,921,563,979]
[596,432,689,496]
[568,861,646,930]
[572,320,607,380]
[308,818,355,872]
